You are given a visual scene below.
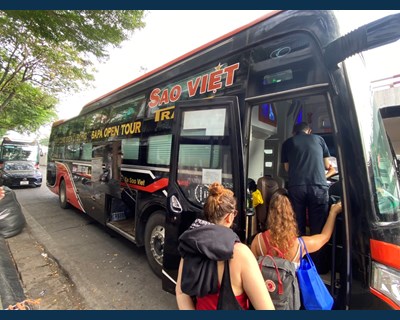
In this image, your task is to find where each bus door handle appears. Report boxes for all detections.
[169,195,182,214]
[167,194,183,224]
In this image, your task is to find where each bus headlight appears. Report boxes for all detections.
[371,261,400,308]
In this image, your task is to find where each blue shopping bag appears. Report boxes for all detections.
[297,237,334,310]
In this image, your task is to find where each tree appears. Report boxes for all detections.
[0,83,58,136]
[0,10,146,134]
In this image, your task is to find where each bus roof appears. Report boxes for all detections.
[82,10,281,110]
[1,136,38,145]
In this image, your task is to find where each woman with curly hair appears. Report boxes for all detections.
[176,182,275,310]
[250,188,342,267]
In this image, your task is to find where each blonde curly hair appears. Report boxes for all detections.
[267,189,298,257]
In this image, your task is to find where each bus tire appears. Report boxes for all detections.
[144,211,165,278]
[59,180,70,209]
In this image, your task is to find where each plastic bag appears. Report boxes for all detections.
[0,186,26,238]
[252,189,264,207]
[297,237,334,310]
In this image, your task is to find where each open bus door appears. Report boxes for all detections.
[162,97,245,294]
[324,13,400,310]
[243,13,400,310]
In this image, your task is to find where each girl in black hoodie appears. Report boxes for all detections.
[176,182,274,310]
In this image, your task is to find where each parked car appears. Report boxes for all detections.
[0,160,42,188]
[0,186,25,238]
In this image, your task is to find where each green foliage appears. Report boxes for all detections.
[0,10,146,134]
[1,11,145,61]
[39,137,49,146]
[0,82,58,134]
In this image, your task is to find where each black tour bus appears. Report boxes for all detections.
[47,11,400,309]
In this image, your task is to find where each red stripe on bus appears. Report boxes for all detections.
[370,287,399,310]
[122,178,169,193]
[370,239,400,270]
[56,163,85,212]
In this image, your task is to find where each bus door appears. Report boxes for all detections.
[78,141,121,224]
[245,85,347,305]
[162,96,245,294]
[243,13,400,309]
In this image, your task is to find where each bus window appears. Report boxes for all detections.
[147,135,172,166]
[0,137,41,168]
[81,143,92,161]
[109,96,145,124]
[122,138,140,162]
[176,108,233,206]
[85,109,112,128]
[372,111,400,219]
[65,144,81,160]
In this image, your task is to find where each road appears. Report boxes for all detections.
[13,166,177,310]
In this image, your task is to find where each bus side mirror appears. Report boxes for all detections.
[324,13,400,69]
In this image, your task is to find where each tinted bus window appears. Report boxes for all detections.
[147,135,172,166]
[122,138,140,161]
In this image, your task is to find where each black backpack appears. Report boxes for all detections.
[257,232,301,310]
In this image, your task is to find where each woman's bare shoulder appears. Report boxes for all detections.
[234,242,254,258]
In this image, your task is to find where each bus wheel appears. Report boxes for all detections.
[144,211,165,278]
[59,180,70,209]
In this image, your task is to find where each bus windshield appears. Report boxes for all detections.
[0,138,40,167]
[371,107,400,219]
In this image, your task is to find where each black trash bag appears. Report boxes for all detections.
[0,186,26,238]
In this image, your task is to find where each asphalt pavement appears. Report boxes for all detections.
[0,166,177,310]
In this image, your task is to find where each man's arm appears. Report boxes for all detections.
[324,157,336,178]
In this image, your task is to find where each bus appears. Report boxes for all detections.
[0,136,41,168]
[46,11,400,309]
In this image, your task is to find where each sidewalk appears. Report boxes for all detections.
[1,205,86,310]
[0,236,25,309]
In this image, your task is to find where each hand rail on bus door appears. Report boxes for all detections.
[120,172,137,204]
[329,195,342,297]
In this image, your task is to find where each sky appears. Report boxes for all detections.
[53,10,400,124]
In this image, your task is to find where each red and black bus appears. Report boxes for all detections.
[46,10,400,309]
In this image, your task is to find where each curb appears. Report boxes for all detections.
[0,236,25,309]
[18,204,102,309]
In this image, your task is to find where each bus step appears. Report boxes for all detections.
[106,217,136,243]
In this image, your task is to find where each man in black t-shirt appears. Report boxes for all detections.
[281,122,336,236]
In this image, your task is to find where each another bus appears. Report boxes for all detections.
[46,11,400,309]
[0,136,41,168]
